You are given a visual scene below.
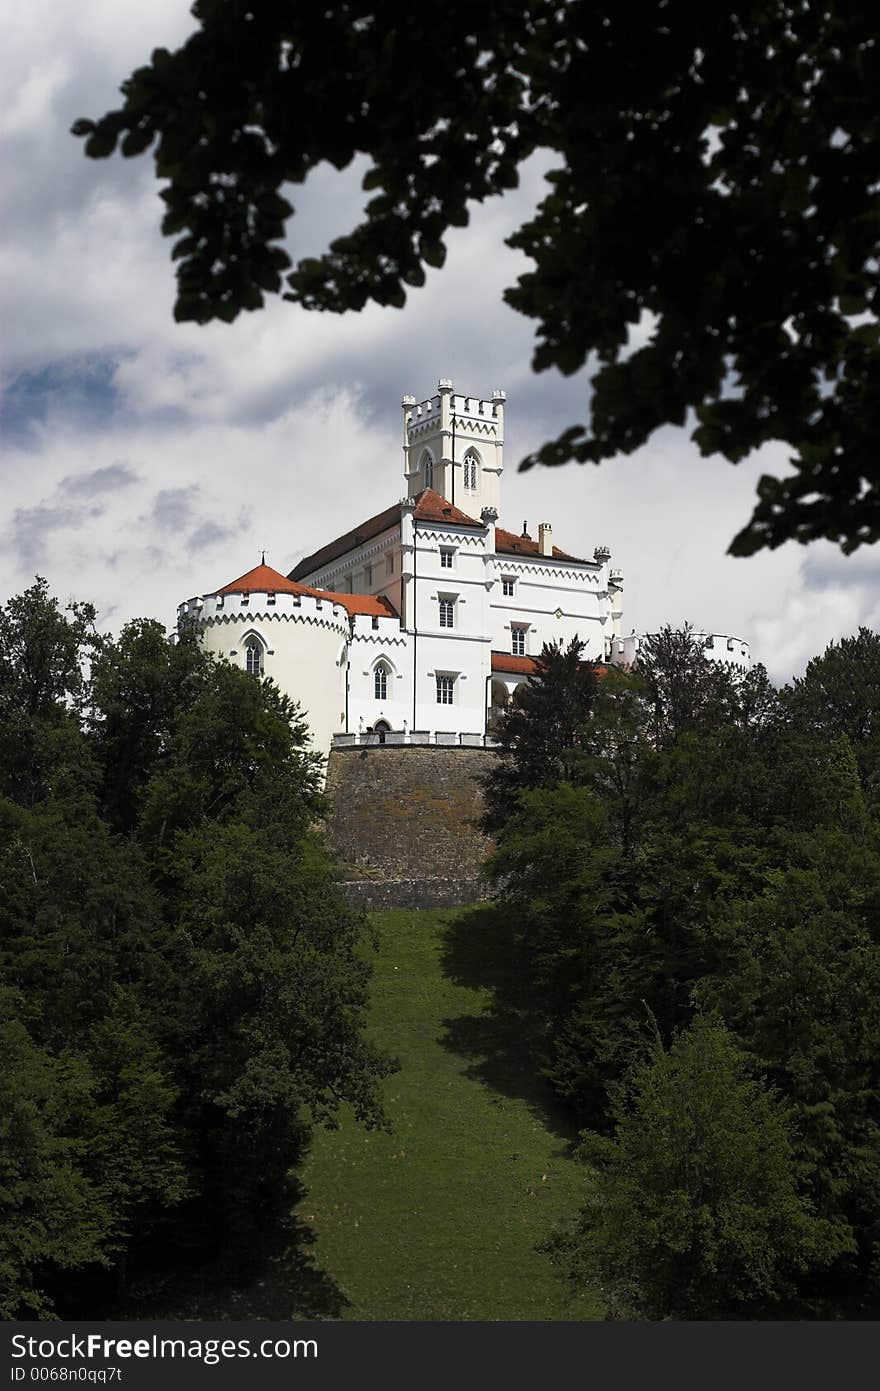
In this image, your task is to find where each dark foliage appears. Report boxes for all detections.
[486,625,880,1315]
[0,583,389,1317]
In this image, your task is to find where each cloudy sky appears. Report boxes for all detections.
[3,0,877,682]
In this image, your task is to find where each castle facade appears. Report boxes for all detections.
[179,380,627,753]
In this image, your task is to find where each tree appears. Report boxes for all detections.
[88,621,387,1260]
[74,2,880,555]
[0,581,390,1313]
[784,628,880,809]
[0,578,100,809]
[697,842,880,1302]
[550,1018,846,1319]
[0,1006,108,1319]
[87,619,210,834]
[482,637,598,831]
[634,626,746,749]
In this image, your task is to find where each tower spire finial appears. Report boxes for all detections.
[261,549,266,566]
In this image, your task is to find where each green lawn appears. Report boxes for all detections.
[290,906,601,1320]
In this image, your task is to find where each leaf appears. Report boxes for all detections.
[420,239,446,269]
[121,126,155,158]
[84,127,120,159]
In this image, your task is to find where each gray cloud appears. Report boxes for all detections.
[60,461,139,498]
[801,544,880,593]
[188,517,243,554]
[144,485,200,530]
[7,501,104,566]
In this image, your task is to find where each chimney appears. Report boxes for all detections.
[538,522,553,557]
[521,520,531,539]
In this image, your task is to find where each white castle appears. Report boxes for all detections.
[179,380,747,754]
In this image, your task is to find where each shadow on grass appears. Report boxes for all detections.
[120,1191,349,1321]
[438,902,578,1144]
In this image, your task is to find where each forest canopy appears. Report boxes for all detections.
[0,580,389,1318]
[483,629,880,1317]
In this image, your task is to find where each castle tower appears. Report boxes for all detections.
[402,379,505,516]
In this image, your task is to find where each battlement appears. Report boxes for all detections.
[608,631,752,669]
[178,588,350,631]
[402,383,505,430]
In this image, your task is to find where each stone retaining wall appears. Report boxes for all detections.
[325,744,496,908]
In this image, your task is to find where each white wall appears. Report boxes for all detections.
[408,518,492,735]
[347,612,412,732]
[181,588,350,758]
[488,556,611,662]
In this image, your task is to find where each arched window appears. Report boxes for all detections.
[245,637,263,677]
[374,661,389,700]
[420,450,434,489]
[463,450,480,492]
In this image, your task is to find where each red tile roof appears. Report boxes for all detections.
[491,652,539,675]
[289,501,401,581]
[289,489,486,582]
[494,526,586,563]
[492,651,616,678]
[214,562,397,620]
[413,488,482,528]
[321,591,398,619]
[217,563,313,597]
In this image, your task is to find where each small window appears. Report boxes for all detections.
[267,592,276,606]
[512,626,526,657]
[501,577,515,596]
[374,662,389,700]
[436,674,455,705]
[440,548,454,569]
[364,563,372,586]
[421,450,434,489]
[439,597,455,628]
[387,553,394,576]
[245,638,263,676]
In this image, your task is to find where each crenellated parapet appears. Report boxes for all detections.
[607,631,751,669]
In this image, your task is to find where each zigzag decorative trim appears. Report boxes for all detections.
[200,610,349,635]
[420,529,485,547]
[494,562,597,582]
[351,632,408,648]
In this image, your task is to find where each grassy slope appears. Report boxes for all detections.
[295,907,600,1321]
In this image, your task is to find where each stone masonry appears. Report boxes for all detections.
[324,745,496,908]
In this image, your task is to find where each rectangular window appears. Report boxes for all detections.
[440,548,454,569]
[439,597,455,628]
[512,626,526,656]
[387,553,395,576]
[436,674,455,705]
[502,577,515,596]
[364,563,372,586]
